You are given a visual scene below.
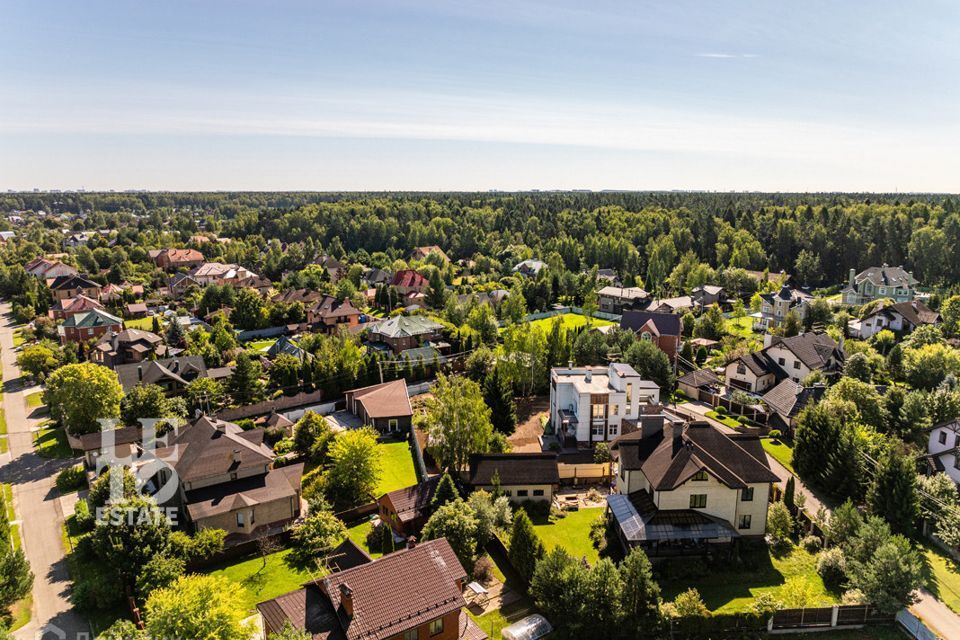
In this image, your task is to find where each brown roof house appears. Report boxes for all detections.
[366,315,444,354]
[90,328,168,367]
[308,295,362,333]
[256,537,485,640]
[344,379,413,434]
[157,416,304,542]
[620,310,682,361]
[49,294,104,320]
[849,300,940,340]
[377,475,440,538]
[724,332,844,393]
[114,355,209,393]
[410,245,451,263]
[609,418,778,554]
[48,274,102,302]
[152,248,205,271]
[468,453,559,503]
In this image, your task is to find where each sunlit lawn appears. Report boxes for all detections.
[376,441,417,497]
[531,507,602,564]
[345,519,383,560]
[705,410,743,429]
[206,548,313,613]
[523,313,615,333]
[246,338,277,351]
[35,426,74,458]
[762,437,795,474]
[922,544,960,614]
[124,315,159,331]
[724,316,756,338]
[25,392,44,409]
[12,329,25,347]
[658,545,837,613]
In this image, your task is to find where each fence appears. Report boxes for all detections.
[557,461,611,484]
[696,389,768,425]
[216,389,325,421]
[770,605,894,632]
[896,608,942,640]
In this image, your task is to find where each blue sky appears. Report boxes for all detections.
[1,0,958,191]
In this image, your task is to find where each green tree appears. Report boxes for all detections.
[508,509,545,583]
[825,377,887,430]
[99,620,145,640]
[624,339,675,392]
[670,588,709,617]
[767,501,794,547]
[483,364,517,435]
[422,498,480,569]
[529,547,587,634]
[583,558,624,636]
[229,352,265,405]
[825,500,863,548]
[941,295,960,337]
[16,344,58,380]
[618,547,660,629]
[292,411,333,460]
[794,249,821,286]
[693,305,725,341]
[323,427,381,508]
[135,554,185,601]
[145,574,252,640]
[231,287,268,330]
[432,472,459,509]
[866,447,918,537]
[121,383,180,426]
[422,374,493,472]
[844,353,872,382]
[268,623,312,640]
[0,548,33,611]
[44,362,123,434]
[290,510,348,568]
[185,377,225,414]
[903,343,960,390]
[847,535,924,614]
[426,269,448,309]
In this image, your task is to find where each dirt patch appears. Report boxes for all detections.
[509,396,549,452]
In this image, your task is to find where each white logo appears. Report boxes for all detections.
[95,417,181,511]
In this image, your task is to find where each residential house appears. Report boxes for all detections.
[234,274,273,295]
[76,425,141,469]
[550,363,661,446]
[677,368,721,400]
[59,309,123,344]
[848,300,940,339]
[646,296,695,314]
[308,295,362,332]
[344,378,413,433]
[468,453,559,502]
[114,355,210,393]
[363,267,393,287]
[366,315,445,354]
[125,302,149,319]
[755,285,813,331]
[48,274,102,302]
[598,286,649,314]
[724,332,844,393]
[390,269,429,296]
[266,335,310,362]
[152,248,205,271]
[315,255,347,283]
[25,257,77,280]
[188,262,258,286]
[925,419,960,485]
[271,288,324,306]
[91,328,168,367]
[168,273,201,298]
[157,416,304,541]
[609,418,778,554]
[596,268,621,286]
[691,285,725,307]
[762,380,827,435]
[256,538,485,640]
[513,259,547,277]
[619,310,683,361]
[49,294,104,320]
[410,245,450,263]
[377,475,440,538]
[841,264,918,305]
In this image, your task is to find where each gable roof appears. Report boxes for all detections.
[53,294,103,313]
[368,315,443,339]
[468,453,559,486]
[61,308,122,329]
[867,300,940,327]
[620,309,682,337]
[167,415,275,483]
[157,248,204,263]
[391,269,428,288]
[762,380,827,419]
[731,351,783,378]
[185,463,303,520]
[114,355,208,391]
[637,422,779,491]
[49,274,100,291]
[767,332,843,370]
[347,379,413,418]
[410,245,450,262]
[379,476,440,524]
[854,264,917,288]
[598,286,648,300]
[677,368,720,389]
[311,295,362,320]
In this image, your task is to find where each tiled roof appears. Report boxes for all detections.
[855,264,917,287]
[49,274,100,291]
[767,332,843,370]
[368,315,443,339]
[348,379,412,419]
[185,463,303,520]
[677,368,720,389]
[620,310,682,336]
[114,355,208,391]
[869,300,940,327]
[390,269,428,288]
[311,295,362,320]
[379,476,440,524]
[166,415,275,484]
[61,308,122,328]
[761,380,826,419]
[732,351,783,378]
[468,453,559,486]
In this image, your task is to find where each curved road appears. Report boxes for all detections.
[0,304,89,640]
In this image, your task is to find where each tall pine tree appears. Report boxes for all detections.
[484,365,517,435]
[867,447,919,537]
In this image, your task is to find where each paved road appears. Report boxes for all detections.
[0,304,90,640]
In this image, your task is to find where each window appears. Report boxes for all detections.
[777,357,785,366]
[692,470,708,481]
[388,418,399,432]
[689,494,707,509]
[955,434,960,448]
[236,512,245,528]
[626,383,632,409]
[517,490,529,497]
[793,361,800,370]
[533,489,544,496]
[503,490,512,497]
[608,423,618,437]
[429,619,444,636]
[592,423,604,437]
[736,363,746,375]
[940,431,948,445]
[739,515,752,530]
[592,403,606,420]
[742,487,754,502]
[612,404,619,416]
[404,630,418,640]
[641,332,652,342]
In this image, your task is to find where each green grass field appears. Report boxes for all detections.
[123,315,160,331]
[375,441,418,497]
[532,507,603,564]
[12,329,25,347]
[659,545,837,613]
[523,313,615,333]
[923,544,960,614]
[345,519,383,560]
[724,316,756,338]
[206,548,312,614]
[0,407,7,454]
[25,392,44,409]
[762,438,795,474]
[35,426,74,459]
[246,338,277,351]
[705,410,743,429]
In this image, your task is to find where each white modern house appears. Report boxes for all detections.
[926,419,960,485]
[549,363,660,446]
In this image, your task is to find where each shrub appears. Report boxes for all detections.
[816,547,847,590]
[801,534,822,553]
[768,429,782,440]
[56,464,86,493]
[716,406,728,415]
[473,556,494,584]
[73,500,95,533]
[750,591,782,617]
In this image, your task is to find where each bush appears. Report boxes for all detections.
[801,534,822,553]
[768,429,782,440]
[73,500,95,532]
[56,464,86,493]
[716,406,728,415]
[473,556,494,584]
[816,547,847,590]
[519,499,551,520]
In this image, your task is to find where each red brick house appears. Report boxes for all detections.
[152,248,205,271]
[49,294,104,320]
[391,269,429,296]
[377,476,440,538]
[308,295,362,332]
[619,310,682,361]
[58,309,123,344]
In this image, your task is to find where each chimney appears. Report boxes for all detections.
[171,359,179,373]
[585,370,592,383]
[406,536,417,550]
[671,424,684,456]
[640,415,664,439]
[232,449,241,463]
[339,583,354,617]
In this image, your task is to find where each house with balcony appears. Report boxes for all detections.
[608,418,778,555]
[256,538,485,640]
[754,285,813,331]
[550,363,660,447]
[841,264,918,305]
[598,286,649,314]
[724,332,844,393]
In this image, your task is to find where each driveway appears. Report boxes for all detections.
[0,303,90,640]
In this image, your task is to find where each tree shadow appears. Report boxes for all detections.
[656,546,784,611]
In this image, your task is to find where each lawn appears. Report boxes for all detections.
[724,316,756,338]
[658,545,837,613]
[345,519,383,560]
[376,440,417,496]
[467,547,537,638]
[705,410,743,429]
[25,392,44,409]
[35,426,74,458]
[762,438,796,474]
[246,338,277,351]
[523,313,615,333]
[206,548,313,614]
[532,507,603,564]
[922,544,960,614]
[12,329,24,347]
[124,315,159,331]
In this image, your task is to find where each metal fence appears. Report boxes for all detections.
[770,605,894,632]
[896,608,942,640]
